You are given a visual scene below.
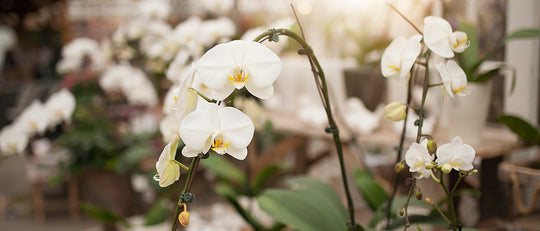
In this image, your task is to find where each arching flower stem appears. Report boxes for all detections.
[254,28,357,230]
[172,157,200,231]
[439,171,458,230]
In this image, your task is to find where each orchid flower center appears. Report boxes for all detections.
[386,65,400,73]
[453,38,469,49]
[452,86,467,94]
[211,133,230,154]
[228,66,249,89]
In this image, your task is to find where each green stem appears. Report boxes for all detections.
[440,171,458,230]
[402,187,414,231]
[172,160,190,171]
[428,200,452,225]
[451,174,464,194]
[429,83,444,88]
[171,157,200,231]
[255,28,357,230]
[386,3,423,35]
[415,50,431,143]
[386,55,417,228]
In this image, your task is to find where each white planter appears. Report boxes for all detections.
[442,81,493,146]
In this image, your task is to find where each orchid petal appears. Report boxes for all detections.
[400,35,423,79]
[219,107,254,149]
[245,81,274,100]
[179,108,216,151]
[424,16,454,58]
[226,147,248,160]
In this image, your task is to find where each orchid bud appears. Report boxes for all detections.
[415,191,423,200]
[394,162,405,173]
[425,198,433,204]
[427,139,437,154]
[399,208,405,216]
[178,210,190,227]
[384,102,406,122]
[425,162,434,170]
[441,163,452,174]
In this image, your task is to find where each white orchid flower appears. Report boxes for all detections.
[381,35,422,79]
[45,88,76,126]
[0,125,28,155]
[175,64,200,122]
[405,140,434,179]
[423,16,470,58]
[197,40,281,100]
[179,101,254,160]
[159,114,181,143]
[436,136,475,172]
[15,100,50,136]
[154,135,181,187]
[436,60,469,98]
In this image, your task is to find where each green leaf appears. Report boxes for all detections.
[386,214,447,229]
[215,183,267,230]
[457,18,479,76]
[353,168,388,211]
[505,28,540,41]
[257,177,348,231]
[143,200,170,226]
[200,153,247,184]
[116,141,153,173]
[80,202,126,225]
[497,115,540,145]
[252,164,282,193]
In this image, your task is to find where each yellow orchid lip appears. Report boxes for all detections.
[211,136,230,154]
[387,65,401,72]
[453,86,466,94]
[228,66,249,89]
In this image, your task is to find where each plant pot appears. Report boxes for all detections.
[343,66,386,111]
[442,81,493,145]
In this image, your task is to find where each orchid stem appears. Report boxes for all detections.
[255,27,357,230]
[427,199,452,225]
[171,157,200,231]
[429,83,444,88]
[386,3,423,35]
[173,160,190,171]
[440,171,458,230]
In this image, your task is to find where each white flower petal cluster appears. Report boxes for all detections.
[45,88,76,126]
[199,0,234,16]
[100,63,158,106]
[436,60,470,97]
[179,101,254,160]
[0,125,28,156]
[240,18,295,54]
[436,136,475,172]
[381,35,422,79]
[343,97,383,134]
[423,16,470,58]
[197,40,281,100]
[405,136,476,179]
[56,37,105,74]
[155,135,181,187]
[137,0,171,21]
[405,140,434,179]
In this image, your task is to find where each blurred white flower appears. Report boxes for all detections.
[179,101,254,160]
[436,60,469,98]
[0,26,17,70]
[199,0,234,15]
[199,17,236,47]
[197,40,281,100]
[159,113,181,143]
[0,125,28,155]
[56,37,105,74]
[130,112,159,134]
[173,16,203,49]
[436,136,475,172]
[233,97,269,131]
[405,140,433,179]
[45,88,76,127]
[166,50,191,84]
[15,100,50,136]
[423,16,470,58]
[100,63,158,106]
[343,97,382,134]
[138,0,171,21]
[297,94,328,128]
[381,34,422,79]
[154,135,181,187]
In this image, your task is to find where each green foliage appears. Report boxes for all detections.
[457,19,479,76]
[200,153,247,185]
[505,28,540,41]
[143,200,170,226]
[353,168,388,211]
[497,115,540,145]
[257,177,348,231]
[80,202,126,225]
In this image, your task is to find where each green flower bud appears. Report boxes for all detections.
[441,163,452,174]
[415,191,423,200]
[427,139,437,154]
[394,163,405,173]
[399,208,405,216]
[425,162,434,170]
[384,102,406,122]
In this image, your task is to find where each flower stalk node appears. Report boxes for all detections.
[405,177,417,187]
[268,28,280,42]
[297,47,313,55]
[324,126,339,135]
[179,192,196,203]
[414,118,423,127]
[197,152,210,159]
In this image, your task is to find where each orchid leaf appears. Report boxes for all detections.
[353,168,387,211]
[457,18,479,76]
[257,177,348,231]
[200,153,247,184]
[497,115,540,145]
[504,28,540,41]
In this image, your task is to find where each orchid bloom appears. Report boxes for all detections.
[197,40,281,100]
[15,100,50,136]
[405,140,434,179]
[423,16,470,58]
[0,125,28,155]
[436,136,475,172]
[154,135,181,187]
[45,88,76,126]
[175,64,200,122]
[179,101,254,160]
[436,60,469,98]
[381,35,422,79]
